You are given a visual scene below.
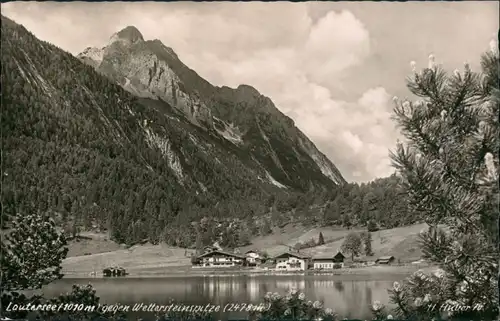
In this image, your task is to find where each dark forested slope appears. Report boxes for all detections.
[0,16,307,246]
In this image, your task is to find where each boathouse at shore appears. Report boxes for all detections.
[375,256,396,264]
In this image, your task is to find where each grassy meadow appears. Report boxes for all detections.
[62,223,433,277]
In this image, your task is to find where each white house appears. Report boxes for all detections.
[194,250,246,268]
[274,252,310,271]
[245,250,262,266]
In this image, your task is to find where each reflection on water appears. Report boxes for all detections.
[40,275,400,320]
[334,281,344,292]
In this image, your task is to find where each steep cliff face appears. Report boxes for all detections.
[78,47,104,69]
[78,27,213,128]
[78,26,346,189]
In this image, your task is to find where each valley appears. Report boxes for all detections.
[62,223,430,277]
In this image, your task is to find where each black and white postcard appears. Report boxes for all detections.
[1,1,498,321]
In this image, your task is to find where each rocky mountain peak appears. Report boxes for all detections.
[77,46,104,69]
[236,84,261,98]
[109,26,144,46]
[75,22,346,187]
[217,84,264,104]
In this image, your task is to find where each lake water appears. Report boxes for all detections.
[40,275,401,320]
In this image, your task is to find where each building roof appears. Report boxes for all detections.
[245,249,260,254]
[312,257,335,261]
[312,251,344,261]
[197,250,246,259]
[202,245,222,252]
[274,251,310,260]
[377,256,395,260]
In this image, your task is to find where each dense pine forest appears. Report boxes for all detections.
[1,15,417,250]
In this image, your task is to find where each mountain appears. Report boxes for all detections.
[77,26,346,189]
[1,16,345,247]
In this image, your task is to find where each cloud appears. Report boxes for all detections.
[301,10,370,83]
[286,84,398,182]
[177,11,394,182]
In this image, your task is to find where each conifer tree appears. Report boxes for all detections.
[386,42,499,320]
[361,231,373,256]
[318,232,325,245]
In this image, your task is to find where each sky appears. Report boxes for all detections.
[2,1,498,182]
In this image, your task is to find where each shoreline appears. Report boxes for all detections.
[62,264,434,280]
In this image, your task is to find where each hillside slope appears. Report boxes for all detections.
[300,223,427,262]
[240,223,427,262]
[1,16,344,247]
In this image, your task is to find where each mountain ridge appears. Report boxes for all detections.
[77,25,346,188]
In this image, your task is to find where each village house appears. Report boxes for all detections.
[244,250,262,266]
[194,250,246,268]
[312,252,345,269]
[375,256,396,265]
[274,252,310,271]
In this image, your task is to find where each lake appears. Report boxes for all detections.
[39,275,402,320]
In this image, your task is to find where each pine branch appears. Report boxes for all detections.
[387,48,499,320]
